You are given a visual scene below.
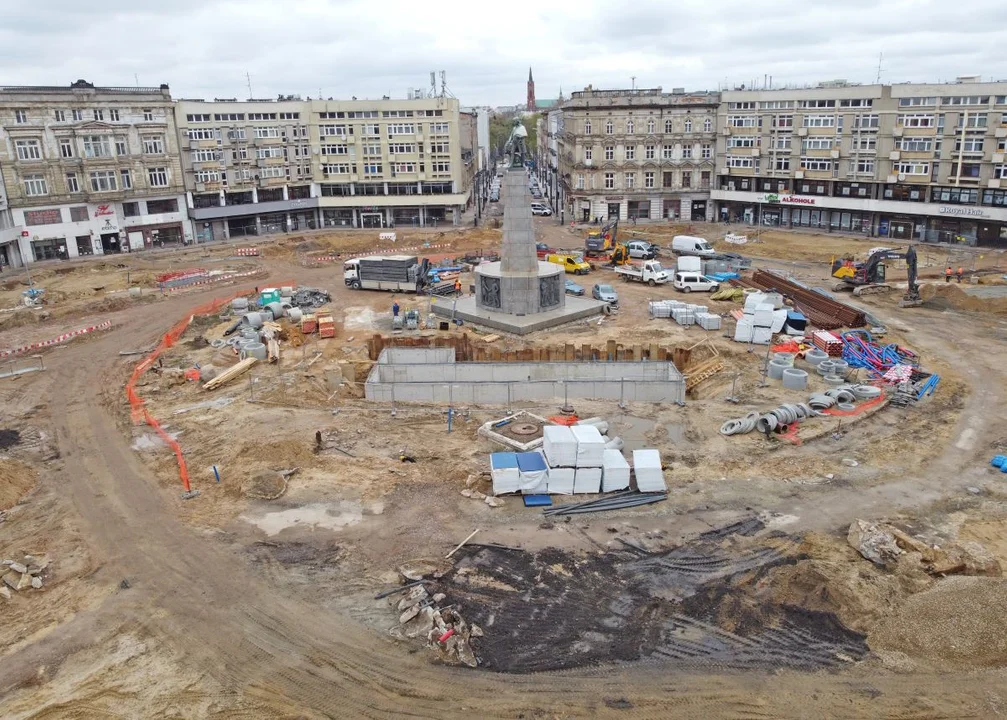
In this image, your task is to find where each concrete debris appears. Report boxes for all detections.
[967,486,982,495]
[0,553,47,593]
[399,560,439,581]
[470,624,484,637]
[3,571,32,591]
[841,458,859,467]
[399,605,420,624]
[0,585,10,600]
[484,496,504,508]
[30,576,42,589]
[848,519,902,567]
[433,592,446,603]
[9,561,26,574]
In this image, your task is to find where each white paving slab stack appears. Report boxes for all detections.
[543,425,578,467]
[602,449,631,491]
[490,452,520,495]
[546,467,575,495]
[570,424,606,467]
[633,449,667,492]
[517,451,549,494]
[574,467,603,494]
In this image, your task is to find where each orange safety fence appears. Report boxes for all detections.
[124,280,296,493]
[820,393,887,417]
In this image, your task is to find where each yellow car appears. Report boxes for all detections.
[546,253,591,275]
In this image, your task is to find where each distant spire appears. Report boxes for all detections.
[529,67,533,83]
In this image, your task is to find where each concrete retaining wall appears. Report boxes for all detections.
[365,348,686,405]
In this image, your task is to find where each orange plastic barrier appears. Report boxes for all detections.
[124,281,295,493]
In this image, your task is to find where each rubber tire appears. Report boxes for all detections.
[648,279,656,287]
[350,280,361,290]
[683,286,692,293]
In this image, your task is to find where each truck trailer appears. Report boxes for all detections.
[344,255,431,293]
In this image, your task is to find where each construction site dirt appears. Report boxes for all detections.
[2,222,1007,718]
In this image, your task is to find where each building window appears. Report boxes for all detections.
[660,119,670,133]
[662,145,674,160]
[22,175,47,196]
[576,174,584,189]
[390,143,419,154]
[584,120,592,134]
[65,172,80,193]
[682,145,693,159]
[92,109,104,121]
[115,137,128,156]
[703,118,712,132]
[932,186,979,203]
[321,163,353,175]
[605,120,613,134]
[701,170,711,187]
[961,113,988,129]
[193,148,221,162]
[626,119,634,134]
[15,139,41,160]
[260,166,286,178]
[729,115,757,128]
[254,127,281,138]
[625,146,635,160]
[801,138,834,151]
[363,163,382,175]
[363,143,381,156]
[123,202,140,217]
[898,114,935,128]
[321,144,350,156]
[68,206,88,222]
[59,139,74,158]
[143,136,164,154]
[584,147,593,161]
[644,171,655,188]
[603,172,615,189]
[83,135,112,158]
[53,109,65,122]
[774,114,794,128]
[684,119,692,133]
[147,198,178,214]
[625,172,635,189]
[799,99,836,109]
[89,170,117,192]
[726,155,755,168]
[430,122,449,134]
[188,128,218,140]
[645,144,655,159]
[431,161,450,173]
[147,167,168,187]
[852,137,877,151]
[363,123,380,136]
[109,109,120,122]
[387,123,414,135]
[856,159,875,174]
[895,161,929,175]
[120,169,132,189]
[803,115,835,127]
[255,147,283,159]
[800,157,833,172]
[702,143,712,159]
[391,162,417,174]
[72,109,83,122]
[143,108,154,121]
[605,146,614,160]
[14,109,28,124]
[955,137,985,153]
[194,170,220,183]
[678,171,690,188]
[279,112,300,120]
[248,113,277,121]
[775,157,790,171]
[995,165,1007,180]
[663,172,673,188]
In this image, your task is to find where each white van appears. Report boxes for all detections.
[672,235,716,257]
[530,203,552,216]
[674,271,719,293]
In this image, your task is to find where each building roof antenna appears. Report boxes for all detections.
[246,71,253,100]
[875,52,883,84]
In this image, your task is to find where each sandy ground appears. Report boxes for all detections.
[1,224,1007,717]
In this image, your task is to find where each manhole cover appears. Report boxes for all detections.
[510,422,540,436]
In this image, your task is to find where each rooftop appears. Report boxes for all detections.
[0,79,170,95]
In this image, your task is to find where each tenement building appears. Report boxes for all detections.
[711,78,1007,246]
[174,95,471,239]
[0,80,188,261]
[557,87,720,223]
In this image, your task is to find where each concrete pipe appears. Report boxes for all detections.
[768,358,789,380]
[287,307,303,323]
[836,402,856,411]
[575,417,610,435]
[782,368,809,391]
[209,339,227,349]
[805,348,828,366]
[823,374,846,386]
[851,385,882,400]
[265,302,285,321]
[232,298,249,312]
[830,359,850,376]
[816,360,836,376]
[241,329,259,341]
[242,342,268,361]
[773,352,796,366]
[243,312,264,329]
[756,414,778,434]
[603,436,625,451]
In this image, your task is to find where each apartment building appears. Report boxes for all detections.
[175,95,470,239]
[0,80,189,262]
[712,78,1007,246]
[557,87,720,223]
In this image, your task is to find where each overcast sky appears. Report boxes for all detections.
[2,0,1005,106]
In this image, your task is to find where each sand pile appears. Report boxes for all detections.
[920,283,1007,314]
[0,458,37,510]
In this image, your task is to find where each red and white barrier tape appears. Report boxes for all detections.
[0,320,112,358]
[235,247,260,256]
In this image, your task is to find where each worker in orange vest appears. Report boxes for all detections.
[957,267,964,283]
[945,266,953,283]
[454,278,462,296]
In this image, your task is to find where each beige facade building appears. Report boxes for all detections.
[0,80,188,264]
[557,87,720,223]
[174,95,472,239]
[711,78,1007,246]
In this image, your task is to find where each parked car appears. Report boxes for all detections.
[673,271,720,293]
[626,240,658,259]
[671,235,716,257]
[565,279,585,296]
[531,203,552,216]
[592,283,619,305]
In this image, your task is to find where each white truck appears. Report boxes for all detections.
[344,255,431,293]
[615,260,670,286]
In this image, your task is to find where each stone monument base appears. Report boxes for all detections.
[431,295,607,335]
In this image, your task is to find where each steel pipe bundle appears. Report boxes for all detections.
[840,329,918,377]
[752,270,866,328]
[543,491,668,516]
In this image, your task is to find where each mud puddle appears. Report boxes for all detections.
[428,517,868,673]
[242,501,374,536]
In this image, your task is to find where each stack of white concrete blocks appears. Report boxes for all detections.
[735,292,775,344]
[542,424,614,494]
[695,312,722,331]
[672,306,695,326]
[648,300,677,318]
[602,449,631,491]
[633,449,667,492]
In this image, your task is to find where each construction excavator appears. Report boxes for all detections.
[831,245,922,307]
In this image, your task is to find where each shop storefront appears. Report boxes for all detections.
[627,200,651,220]
[322,209,354,227]
[691,200,707,221]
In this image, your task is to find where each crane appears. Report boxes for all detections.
[831,246,921,307]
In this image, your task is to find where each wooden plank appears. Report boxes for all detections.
[606,339,617,361]
[649,343,660,361]
[582,344,593,362]
[482,334,500,344]
[633,344,642,362]
[203,357,257,390]
[566,344,575,361]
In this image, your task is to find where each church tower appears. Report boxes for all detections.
[527,67,536,111]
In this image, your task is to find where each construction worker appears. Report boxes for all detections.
[957,266,964,283]
[945,266,953,283]
[392,299,400,317]
[454,277,462,296]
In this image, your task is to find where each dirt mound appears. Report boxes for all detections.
[871,576,1007,665]
[0,458,38,510]
[238,440,316,467]
[920,283,1007,314]
[241,470,288,500]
